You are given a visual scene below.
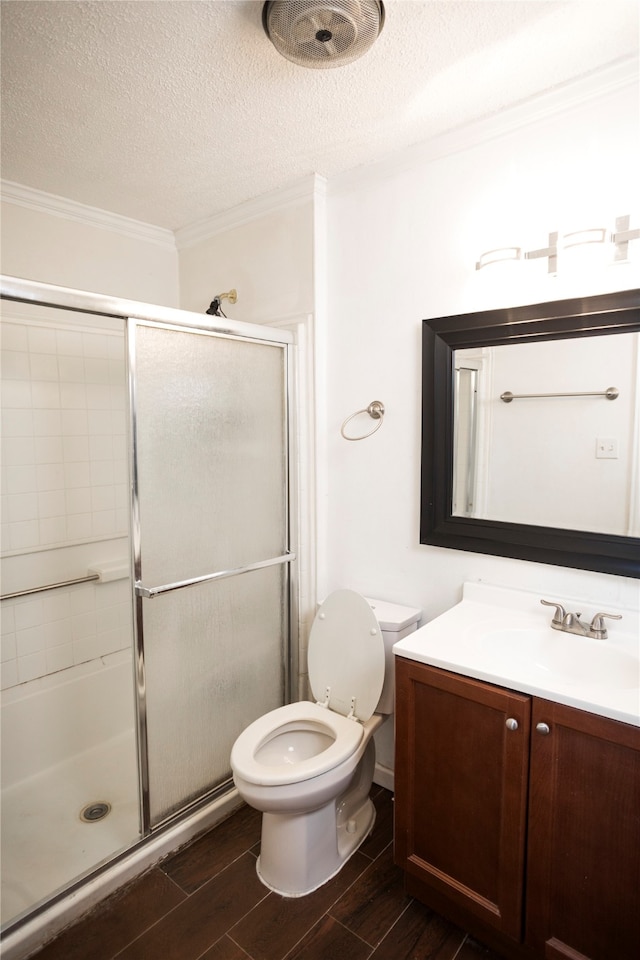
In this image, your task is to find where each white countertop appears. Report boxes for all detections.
[394,582,640,727]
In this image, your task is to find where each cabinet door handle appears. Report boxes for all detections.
[506,718,519,731]
[536,722,551,735]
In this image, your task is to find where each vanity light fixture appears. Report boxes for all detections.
[475,247,522,270]
[475,215,638,273]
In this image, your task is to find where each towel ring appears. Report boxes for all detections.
[341,401,385,441]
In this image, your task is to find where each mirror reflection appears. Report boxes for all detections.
[453,332,640,536]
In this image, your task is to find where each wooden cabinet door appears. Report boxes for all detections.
[526,698,640,960]
[394,658,531,940]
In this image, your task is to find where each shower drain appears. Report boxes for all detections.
[79,801,111,823]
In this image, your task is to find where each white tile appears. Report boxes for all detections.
[61,409,88,436]
[111,410,127,436]
[28,327,56,354]
[4,465,38,494]
[1,350,30,379]
[108,335,125,360]
[96,628,125,657]
[91,485,115,511]
[8,519,39,550]
[42,592,71,623]
[1,661,18,689]
[1,632,17,662]
[109,383,127,410]
[45,619,71,648]
[33,409,62,437]
[92,510,117,536]
[95,583,124,612]
[13,598,43,631]
[34,436,63,463]
[1,379,32,408]
[36,462,65,491]
[16,624,46,656]
[66,486,92,514]
[64,462,91,488]
[6,492,38,522]
[72,636,100,665]
[87,410,112,435]
[85,383,111,409]
[69,584,96,615]
[114,483,128,508]
[63,435,90,462]
[84,358,111,384]
[82,332,110,359]
[46,644,75,674]
[91,460,114,485]
[38,489,66,518]
[3,437,35,466]
[57,356,85,383]
[1,495,9,526]
[56,329,83,356]
[1,408,34,437]
[89,435,113,460]
[31,381,60,409]
[1,322,28,351]
[109,360,126,389]
[30,354,59,381]
[60,382,87,409]
[1,606,16,634]
[115,509,130,533]
[71,609,97,640]
[1,521,10,550]
[17,650,47,683]
[39,516,66,544]
[66,513,92,540]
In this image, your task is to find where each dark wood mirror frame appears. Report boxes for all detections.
[421,289,640,578]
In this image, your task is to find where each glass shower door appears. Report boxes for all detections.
[128,320,293,829]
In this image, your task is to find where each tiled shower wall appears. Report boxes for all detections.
[1,314,132,689]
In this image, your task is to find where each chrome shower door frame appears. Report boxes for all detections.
[127,316,296,833]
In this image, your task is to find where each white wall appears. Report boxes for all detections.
[1,193,179,306]
[322,79,640,626]
[177,192,315,321]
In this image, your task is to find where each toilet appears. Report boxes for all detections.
[230,589,421,897]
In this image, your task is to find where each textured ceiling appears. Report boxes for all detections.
[1,0,638,231]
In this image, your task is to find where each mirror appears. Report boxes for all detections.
[421,290,640,578]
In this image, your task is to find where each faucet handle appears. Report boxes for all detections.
[541,599,567,624]
[589,611,622,639]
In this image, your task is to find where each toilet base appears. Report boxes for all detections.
[256,738,378,897]
[257,795,376,898]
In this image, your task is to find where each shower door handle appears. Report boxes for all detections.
[135,552,296,598]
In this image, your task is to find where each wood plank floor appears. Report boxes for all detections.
[29,787,502,960]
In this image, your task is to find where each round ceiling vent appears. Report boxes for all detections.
[262,1,385,69]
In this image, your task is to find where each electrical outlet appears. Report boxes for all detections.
[595,437,619,459]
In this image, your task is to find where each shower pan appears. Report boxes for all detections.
[0,276,296,955]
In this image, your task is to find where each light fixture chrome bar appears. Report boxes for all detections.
[1,573,100,602]
[136,553,296,599]
[613,215,640,262]
[500,387,619,403]
[524,231,558,273]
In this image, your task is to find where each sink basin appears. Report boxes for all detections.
[393,582,640,726]
[472,625,640,690]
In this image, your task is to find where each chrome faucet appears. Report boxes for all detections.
[541,599,622,639]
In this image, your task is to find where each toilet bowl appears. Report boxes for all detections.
[230,590,421,897]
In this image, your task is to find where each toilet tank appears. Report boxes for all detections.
[365,597,422,714]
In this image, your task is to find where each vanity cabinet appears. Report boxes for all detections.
[394,657,640,960]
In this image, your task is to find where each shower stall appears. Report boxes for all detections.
[0,276,296,952]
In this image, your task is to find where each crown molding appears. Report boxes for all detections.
[0,180,176,249]
[175,174,326,250]
[330,56,639,196]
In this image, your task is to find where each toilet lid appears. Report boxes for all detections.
[308,590,385,722]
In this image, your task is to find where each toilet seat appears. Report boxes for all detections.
[230,701,364,786]
[308,589,385,721]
